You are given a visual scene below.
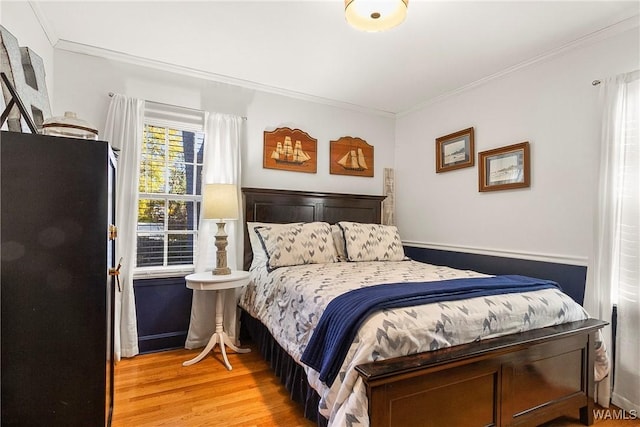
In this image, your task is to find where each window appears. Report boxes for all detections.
[136,103,205,275]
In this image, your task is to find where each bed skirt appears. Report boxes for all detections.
[240,309,328,426]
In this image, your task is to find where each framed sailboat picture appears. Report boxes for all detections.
[263,127,317,173]
[330,136,374,177]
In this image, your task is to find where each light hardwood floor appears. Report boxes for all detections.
[112,345,314,427]
[112,345,637,427]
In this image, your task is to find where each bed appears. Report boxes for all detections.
[239,187,608,427]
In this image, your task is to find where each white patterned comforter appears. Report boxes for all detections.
[239,260,608,427]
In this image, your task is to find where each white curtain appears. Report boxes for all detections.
[585,70,639,412]
[185,113,243,349]
[103,94,144,360]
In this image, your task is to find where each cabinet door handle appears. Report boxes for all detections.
[108,257,123,292]
[108,224,118,240]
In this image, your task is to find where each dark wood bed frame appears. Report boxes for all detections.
[242,187,606,427]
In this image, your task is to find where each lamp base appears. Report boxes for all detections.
[212,221,231,275]
[212,266,231,275]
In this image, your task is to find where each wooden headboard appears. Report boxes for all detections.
[242,187,386,270]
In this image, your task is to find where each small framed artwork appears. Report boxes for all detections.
[330,136,374,177]
[263,127,317,173]
[478,141,530,192]
[435,127,475,173]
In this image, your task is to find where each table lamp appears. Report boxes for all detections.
[203,183,239,275]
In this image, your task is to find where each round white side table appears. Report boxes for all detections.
[182,270,251,370]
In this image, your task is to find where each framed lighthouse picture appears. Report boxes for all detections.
[330,136,374,177]
[263,127,317,173]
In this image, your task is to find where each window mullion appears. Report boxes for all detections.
[164,197,169,267]
[164,128,170,268]
[164,127,170,195]
[138,193,201,202]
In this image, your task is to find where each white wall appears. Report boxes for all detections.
[0,2,55,103]
[52,50,394,195]
[395,27,640,264]
[7,3,638,264]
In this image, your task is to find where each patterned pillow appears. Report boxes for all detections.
[338,221,405,262]
[247,222,302,271]
[255,222,337,271]
[330,224,347,261]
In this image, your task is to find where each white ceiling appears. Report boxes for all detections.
[34,1,640,115]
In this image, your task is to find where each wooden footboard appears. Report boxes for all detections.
[356,319,606,427]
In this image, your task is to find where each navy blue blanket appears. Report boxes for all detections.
[300,275,560,386]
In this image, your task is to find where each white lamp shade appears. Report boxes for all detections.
[203,184,239,220]
[345,0,408,32]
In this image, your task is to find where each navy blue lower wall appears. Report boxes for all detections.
[133,249,587,353]
[404,246,587,305]
[133,276,193,353]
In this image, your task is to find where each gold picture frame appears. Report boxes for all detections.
[435,127,475,173]
[478,141,530,192]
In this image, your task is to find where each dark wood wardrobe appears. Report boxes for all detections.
[1,130,115,426]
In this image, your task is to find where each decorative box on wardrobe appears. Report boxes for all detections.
[1,130,116,426]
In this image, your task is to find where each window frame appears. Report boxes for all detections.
[134,107,205,279]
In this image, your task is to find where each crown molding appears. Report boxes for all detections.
[52,39,396,119]
[28,1,58,46]
[397,14,640,117]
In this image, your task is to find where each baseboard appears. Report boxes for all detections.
[138,331,188,354]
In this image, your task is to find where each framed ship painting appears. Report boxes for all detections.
[263,127,317,173]
[330,136,374,177]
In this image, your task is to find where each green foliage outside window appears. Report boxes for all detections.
[136,124,204,268]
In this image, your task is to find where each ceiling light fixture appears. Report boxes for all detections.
[344,0,409,32]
